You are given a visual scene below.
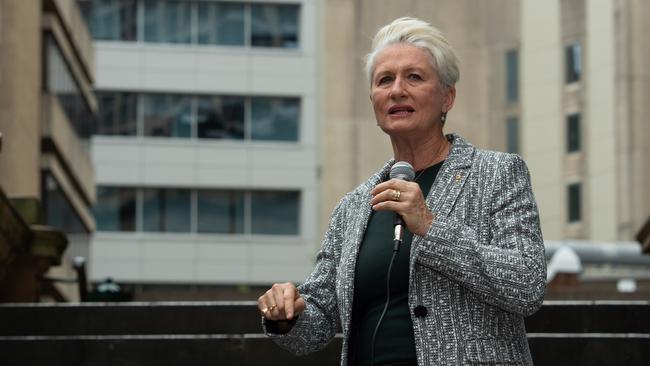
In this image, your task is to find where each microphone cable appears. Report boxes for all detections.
[370,238,402,366]
[370,161,413,366]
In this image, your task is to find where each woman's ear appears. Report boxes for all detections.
[442,85,456,112]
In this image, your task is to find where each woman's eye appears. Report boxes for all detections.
[409,73,422,80]
[377,76,392,85]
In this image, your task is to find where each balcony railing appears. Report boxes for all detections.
[0,300,648,365]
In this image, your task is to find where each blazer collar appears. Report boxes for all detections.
[443,133,474,170]
[356,133,474,195]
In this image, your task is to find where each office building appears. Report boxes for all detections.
[81,0,322,298]
[322,0,650,293]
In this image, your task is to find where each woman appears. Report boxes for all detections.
[258,17,546,366]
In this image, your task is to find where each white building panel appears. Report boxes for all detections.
[89,0,321,286]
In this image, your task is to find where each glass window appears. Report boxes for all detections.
[144,0,191,43]
[95,186,136,231]
[251,4,299,48]
[251,97,300,141]
[45,35,96,138]
[197,190,245,234]
[505,49,518,102]
[42,174,89,234]
[197,96,245,139]
[251,191,300,235]
[565,43,582,83]
[96,92,138,135]
[80,0,137,41]
[197,2,245,46]
[142,94,192,138]
[567,113,581,153]
[142,188,191,232]
[506,117,519,154]
[568,183,582,223]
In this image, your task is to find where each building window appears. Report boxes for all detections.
[79,0,138,41]
[251,97,300,141]
[45,35,96,138]
[506,117,519,154]
[95,187,300,235]
[96,92,138,135]
[567,113,581,153]
[251,4,299,48]
[94,92,300,142]
[197,2,245,46]
[565,43,582,83]
[505,49,518,103]
[143,0,192,44]
[197,96,245,139]
[251,191,300,235]
[142,188,191,232]
[42,174,89,234]
[567,183,582,223]
[95,186,136,231]
[197,190,245,234]
[142,94,192,138]
[81,1,300,49]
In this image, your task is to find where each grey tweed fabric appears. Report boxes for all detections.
[264,134,546,365]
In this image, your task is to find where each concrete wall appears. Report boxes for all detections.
[624,0,650,239]
[0,1,42,199]
[585,0,617,241]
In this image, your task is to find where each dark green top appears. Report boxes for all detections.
[350,161,443,366]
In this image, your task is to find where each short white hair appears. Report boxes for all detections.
[365,17,460,89]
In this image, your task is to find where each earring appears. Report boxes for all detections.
[441,112,447,123]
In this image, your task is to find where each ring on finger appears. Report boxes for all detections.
[392,189,401,202]
[261,304,276,316]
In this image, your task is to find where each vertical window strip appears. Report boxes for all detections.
[565,43,582,83]
[566,113,581,153]
[567,183,582,223]
[505,49,519,103]
[506,117,519,154]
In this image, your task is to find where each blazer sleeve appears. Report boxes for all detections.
[262,196,347,354]
[414,153,546,316]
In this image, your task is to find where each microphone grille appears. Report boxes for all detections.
[390,161,415,181]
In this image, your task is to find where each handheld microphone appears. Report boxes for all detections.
[371,161,416,366]
[389,161,415,248]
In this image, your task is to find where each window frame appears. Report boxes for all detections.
[565,42,582,84]
[567,182,582,223]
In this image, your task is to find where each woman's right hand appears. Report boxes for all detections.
[258,282,306,321]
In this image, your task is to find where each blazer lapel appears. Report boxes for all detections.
[337,161,392,336]
[411,134,475,262]
[427,134,474,216]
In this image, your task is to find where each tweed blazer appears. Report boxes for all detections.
[265,134,546,365]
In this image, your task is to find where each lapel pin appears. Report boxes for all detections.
[455,173,462,182]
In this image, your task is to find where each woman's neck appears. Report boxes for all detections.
[392,133,450,171]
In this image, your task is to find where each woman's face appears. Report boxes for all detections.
[370,43,455,138]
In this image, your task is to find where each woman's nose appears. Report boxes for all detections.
[389,77,407,98]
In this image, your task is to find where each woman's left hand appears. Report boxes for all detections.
[371,179,434,236]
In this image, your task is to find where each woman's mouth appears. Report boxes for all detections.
[388,105,415,116]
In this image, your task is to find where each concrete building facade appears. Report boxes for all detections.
[322,0,649,245]
[0,0,97,301]
[320,0,650,294]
